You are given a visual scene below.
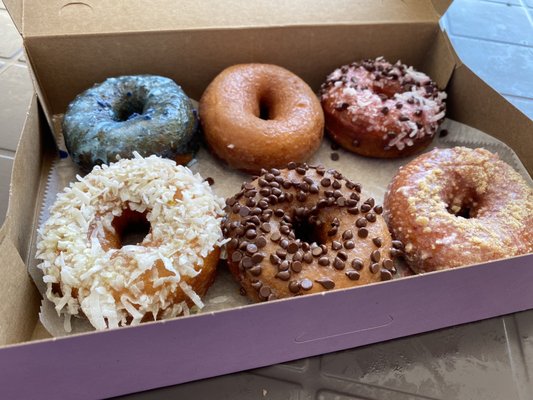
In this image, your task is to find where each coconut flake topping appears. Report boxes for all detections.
[36,153,226,331]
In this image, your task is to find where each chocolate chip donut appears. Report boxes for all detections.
[63,75,199,171]
[222,163,401,302]
[320,57,447,158]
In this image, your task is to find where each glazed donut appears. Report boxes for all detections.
[199,64,324,174]
[320,57,447,158]
[222,163,401,302]
[63,75,198,171]
[384,147,533,273]
[36,154,226,330]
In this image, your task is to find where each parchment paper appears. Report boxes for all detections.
[32,118,532,336]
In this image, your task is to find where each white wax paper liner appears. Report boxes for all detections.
[32,119,532,336]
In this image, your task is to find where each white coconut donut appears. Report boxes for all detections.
[36,153,226,330]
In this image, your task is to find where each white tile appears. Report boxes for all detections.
[0,9,22,58]
[448,35,533,99]
[0,155,13,225]
[446,0,533,46]
[0,64,33,151]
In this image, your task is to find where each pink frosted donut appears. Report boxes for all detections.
[320,57,447,158]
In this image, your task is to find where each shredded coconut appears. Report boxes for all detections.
[36,153,226,331]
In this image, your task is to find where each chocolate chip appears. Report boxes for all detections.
[399,115,410,122]
[245,229,257,239]
[320,178,331,187]
[372,237,382,247]
[380,269,393,281]
[358,228,369,238]
[344,240,355,250]
[351,258,364,270]
[276,270,291,281]
[336,197,346,207]
[342,230,353,240]
[370,250,381,263]
[260,223,271,233]
[279,260,290,271]
[300,278,313,290]
[312,247,323,257]
[256,236,267,248]
[247,243,258,254]
[250,265,262,276]
[288,280,300,293]
[239,207,250,217]
[318,256,330,266]
[270,254,281,265]
[287,242,299,254]
[276,249,287,259]
[370,263,380,274]
[348,207,359,215]
[382,258,394,270]
[396,102,403,109]
[414,109,423,117]
[333,257,345,270]
[356,218,367,228]
[332,241,342,250]
[226,197,237,206]
[337,251,348,261]
[360,204,372,213]
[287,162,296,170]
[330,152,340,161]
[345,270,360,280]
[205,177,215,186]
[327,227,338,237]
[366,213,376,223]
[316,278,335,290]
[303,252,314,264]
[291,261,303,273]
[252,253,264,264]
[439,129,449,138]
[280,225,291,235]
[296,167,306,175]
[392,240,404,250]
[333,181,342,190]
[259,285,271,298]
[381,106,389,115]
[373,205,383,214]
[279,239,289,249]
[231,251,243,263]
[251,280,262,290]
[390,248,403,258]
[270,232,281,242]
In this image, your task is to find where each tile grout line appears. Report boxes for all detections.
[448,32,533,49]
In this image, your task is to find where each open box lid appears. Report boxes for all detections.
[5,0,452,37]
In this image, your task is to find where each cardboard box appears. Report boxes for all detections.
[1,1,532,398]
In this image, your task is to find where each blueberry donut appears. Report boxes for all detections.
[63,75,198,171]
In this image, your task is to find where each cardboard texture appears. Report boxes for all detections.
[0,0,531,398]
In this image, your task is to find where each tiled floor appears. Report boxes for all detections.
[0,1,532,399]
[0,0,33,223]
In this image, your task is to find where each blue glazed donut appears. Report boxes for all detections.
[63,75,198,170]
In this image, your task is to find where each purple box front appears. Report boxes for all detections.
[2,254,532,399]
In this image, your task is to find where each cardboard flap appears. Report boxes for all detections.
[0,237,40,346]
[22,0,441,37]
[3,0,23,34]
[430,0,453,16]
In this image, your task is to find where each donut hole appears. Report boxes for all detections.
[447,196,479,219]
[114,93,146,122]
[292,216,325,246]
[258,98,271,120]
[111,209,151,247]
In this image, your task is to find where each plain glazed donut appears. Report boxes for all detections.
[222,163,402,302]
[36,154,226,330]
[63,75,199,171]
[383,147,533,273]
[199,64,324,174]
[320,57,447,158]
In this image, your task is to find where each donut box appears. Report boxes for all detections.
[1,0,532,398]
